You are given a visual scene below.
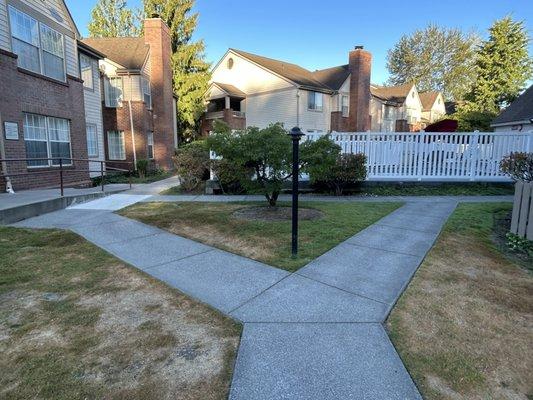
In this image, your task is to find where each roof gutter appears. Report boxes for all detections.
[491,119,533,127]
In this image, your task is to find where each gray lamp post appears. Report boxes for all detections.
[289,126,305,256]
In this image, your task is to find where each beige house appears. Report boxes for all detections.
[201,47,446,135]
[419,91,446,125]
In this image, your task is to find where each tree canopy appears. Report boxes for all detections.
[454,16,532,130]
[88,0,139,38]
[386,24,479,101]
[143,0,211,140]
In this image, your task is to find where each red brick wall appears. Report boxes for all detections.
[331,111,351,132]
[102,101,154,171]
[0,50,90,191]
[144,18,175,170]
[348,48,372,132]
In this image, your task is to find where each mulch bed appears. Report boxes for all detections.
[232,206,324,222]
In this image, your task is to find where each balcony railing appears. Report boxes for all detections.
[205,110,246,120]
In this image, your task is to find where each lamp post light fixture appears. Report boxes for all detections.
[289,126,305,256]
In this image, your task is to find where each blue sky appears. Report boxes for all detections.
[66,0,532,84]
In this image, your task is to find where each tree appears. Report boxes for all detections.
[143,0,211,140]
[207,123,340,206]
[88,0,139,37]
[454,16,532,131]
[386,24,479,101]
[464,16,532,113]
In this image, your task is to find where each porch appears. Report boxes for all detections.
[200,82,247,135]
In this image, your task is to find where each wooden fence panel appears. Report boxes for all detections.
[510,181,533,240]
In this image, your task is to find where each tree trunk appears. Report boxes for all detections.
[266,191,279,207]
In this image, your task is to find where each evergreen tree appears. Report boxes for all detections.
[455,16,532,130]
[387,24,479,101]
[465,16,532,113]
[88,0,139,38]
[143,0,211,140]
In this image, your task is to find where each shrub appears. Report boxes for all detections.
[136,159,149,179]
[500,152,533,182]
[309,153,367,195]
[173,140,210,192]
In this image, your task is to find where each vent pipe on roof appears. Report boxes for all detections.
[354,45,364,50]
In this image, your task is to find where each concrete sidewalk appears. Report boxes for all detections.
[9,193,465,399]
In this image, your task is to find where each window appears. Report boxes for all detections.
[9,6,65,81]
[341,95,349,117]
[107,131,125,160]
[227,57,234,69]
[23,113,71,167]
[104,77,123,107]
[142,77,152,109]
[86,124,98,157]
[80,54,93,89]
[308,91,323,111]
[384,106,393,119]
[147,131,154,159]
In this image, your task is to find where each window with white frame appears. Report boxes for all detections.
[104,77,123,107]
[142,77,152,109]
[9,6,65,81]
[107,131,126,160]
[147,131,154,159]
[341,95,349,117]
[80,54,93,89]
[23,113,71,167]
[308,91,323,111]
[86,124,98,157]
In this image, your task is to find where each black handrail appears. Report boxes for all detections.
[0,157,134,196]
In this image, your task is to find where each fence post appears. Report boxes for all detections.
[365,133,371,177]
[416,132,423,180]
[469,131,480,181]
[59,158,64,197]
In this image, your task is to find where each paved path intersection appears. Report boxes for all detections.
[12,194,463,399]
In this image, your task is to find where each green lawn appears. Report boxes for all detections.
[0,227,240,400]
[388,203,532,399]
[119,201,401,271]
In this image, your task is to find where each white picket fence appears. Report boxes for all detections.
[305,131,533,182]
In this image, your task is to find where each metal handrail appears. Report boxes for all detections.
[0,157,134,196]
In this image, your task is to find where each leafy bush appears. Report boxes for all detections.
[500,152,533,182]
[207,123,340,206]
[136,159,149,179]
[309,153,367,195]
[173,140,210,192]
[506,232,533,255]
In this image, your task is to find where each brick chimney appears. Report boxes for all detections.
[144,18,174,168]
[348,46,371,132]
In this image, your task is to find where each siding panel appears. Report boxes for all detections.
[0,0,10,51]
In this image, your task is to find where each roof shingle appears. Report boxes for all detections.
[419,91,440,111]
[492,85,533,125]
[370,83,414,104]
[81,37,149,70]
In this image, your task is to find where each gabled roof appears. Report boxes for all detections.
[230,49,334,93]
[81,37,149,70]
[370,83,414,104]
[492,85,533,125]
[419,91,440,111]
[212,82,246,98]
[312,65,350,90]
[77,40,106,60]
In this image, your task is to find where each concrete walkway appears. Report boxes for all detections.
[9,195,479,399]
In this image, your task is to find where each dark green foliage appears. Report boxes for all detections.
[207,123,291,206]
[136,159,149,179]
[500,152,533,182]
[173,140,209,191]
[309,153,367,195]
[142,0,210,139]
[88,0,139,37]
[455,17,532,130]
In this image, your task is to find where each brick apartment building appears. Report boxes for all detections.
[82,18,178,172]
[0,0,90,190]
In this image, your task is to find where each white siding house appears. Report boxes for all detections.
[202,48,445,135]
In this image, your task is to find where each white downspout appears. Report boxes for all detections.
[0,114,15,193]
[296,89,300,127]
